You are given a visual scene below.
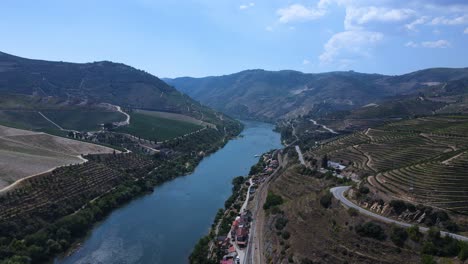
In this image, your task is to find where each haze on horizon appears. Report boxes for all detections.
[1,0,467,78]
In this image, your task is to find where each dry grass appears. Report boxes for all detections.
[0,125,116,189]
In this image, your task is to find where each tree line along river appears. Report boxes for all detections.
[55,121,282,264]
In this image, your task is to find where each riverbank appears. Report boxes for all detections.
[190,149,282,264]
[1,121,243,264]
[55,121,281,264]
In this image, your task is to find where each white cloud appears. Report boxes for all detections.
[464,27,468,34]
[277,4,327,23]
[345,6,414,30]
[431,14,468,25]
[303,59,310,65]
[405,41,419,48]
[421,39,451,48]
[346,6,414,25]
[405,16,429,31]
[240,2,255,10]
[405,39,451,48]
[319,30,383,64]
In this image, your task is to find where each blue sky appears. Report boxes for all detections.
[1,0,467,77]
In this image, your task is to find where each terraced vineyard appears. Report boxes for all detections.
[313,132,370,157]
[308,115,468,214]
[0,153,156,222]
[373,150,468,212]
[357,136,450,172]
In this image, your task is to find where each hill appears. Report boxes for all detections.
[0,51,223,124]
[252,115,468,263]
[292,114,468,214]
[165,68,468,121]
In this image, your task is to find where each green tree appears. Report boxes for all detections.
[320,193,333,208]
[1,255,31,264]
[321,155,328,168]
[355,222,387,241]
[263,192,284,210]
[408,225,423,242]
[458,241,468,261]
[390,226,408,247]
[421,255,436,264]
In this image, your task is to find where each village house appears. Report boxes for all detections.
[220,258,234,264]
[230,212,251,248]
[328,161,346,170]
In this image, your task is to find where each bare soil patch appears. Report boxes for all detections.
[0,125,115,189]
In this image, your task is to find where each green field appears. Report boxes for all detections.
[0,110,56,130]
[42,110,125,131]
[0,109,126,132]
[116,111,203,141]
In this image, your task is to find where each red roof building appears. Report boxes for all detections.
[220,259,234,264]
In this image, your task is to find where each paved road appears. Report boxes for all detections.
[331,186,468,242]
[245,152,285,264]
[234,178,254,264]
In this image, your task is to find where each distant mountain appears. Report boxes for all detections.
[0,51,212,118]
[165,68,468,121]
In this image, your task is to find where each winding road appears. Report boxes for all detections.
[114,105,130,126]
[331,186,468,242]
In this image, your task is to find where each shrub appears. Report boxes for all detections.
[390,226,408,247]
[320,193,333,209]
[421,241,437,255]
[427,227,441,242]
[263,192,284,210]
[271,207,282,215]
[421,254,436,264]
[1,255,31,264]
[348,208,358,217]
[358,186,370,194]
[355,222,387,241]
[407,225,423,242]
[282,231,291,240]
[444,221,459,233]
[390,200,407,215]
[424,227,460,257]
[434,211,449,222]
[458,241,468,261]
[275,217,289,230]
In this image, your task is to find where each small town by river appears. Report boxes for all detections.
[56,121,282,264]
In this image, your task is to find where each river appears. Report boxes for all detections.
[56,121,282,264]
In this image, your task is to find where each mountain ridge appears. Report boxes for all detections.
[0,51,211,119]
[165,67,468,121]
